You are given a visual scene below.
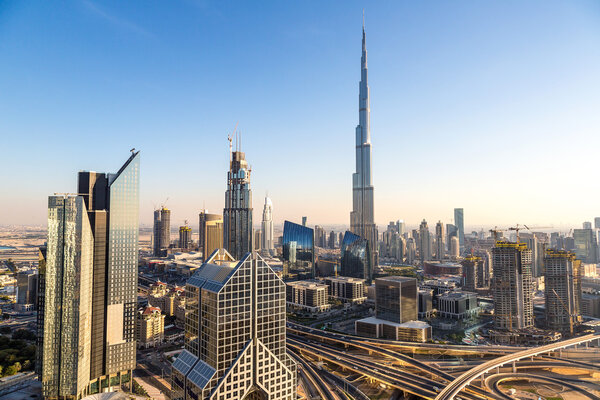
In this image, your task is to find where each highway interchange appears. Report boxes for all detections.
[287,322,600,400]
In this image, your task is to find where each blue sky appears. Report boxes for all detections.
[1,1,600,229]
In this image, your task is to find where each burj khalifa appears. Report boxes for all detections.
[350,21,378,270]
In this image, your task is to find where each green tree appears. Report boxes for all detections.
[4,364,17,377]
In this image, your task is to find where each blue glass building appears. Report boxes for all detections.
[340,231,372,283]
[282,221,314,280]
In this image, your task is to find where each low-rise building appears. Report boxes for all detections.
[582,288,600,318]
[323,276,366,303]
[437,291,479,320]
[136,306,165,348]
[355,317,431,342]
[286,281,330,313]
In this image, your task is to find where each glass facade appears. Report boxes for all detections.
[42,196,94,398]
[282,221,314,280]
[106,153,140,373]
[340,231,372,283]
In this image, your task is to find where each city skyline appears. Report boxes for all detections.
[3,1,600,228]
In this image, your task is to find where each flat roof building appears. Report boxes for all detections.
[286,281,330,313]
[323,276,367,304]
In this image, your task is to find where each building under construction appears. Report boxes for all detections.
[491,241,534,331]
[544,249,582,335]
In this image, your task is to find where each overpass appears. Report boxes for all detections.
[435,333,600,400]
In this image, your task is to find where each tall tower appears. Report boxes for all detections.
[492,241,534,331]
[435,221,444,261]
[261,196,274,252]
[544,249,582,335]
[419,219,431,264]
[454,208,464,253]
[350,19,378,270]
[223,139,253,260]
[39,152,140,398]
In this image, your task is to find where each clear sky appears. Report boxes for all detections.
[1,1,600,230]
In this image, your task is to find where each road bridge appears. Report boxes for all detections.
[435,333,600,400]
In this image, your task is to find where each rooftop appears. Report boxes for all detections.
[356,317,431,329]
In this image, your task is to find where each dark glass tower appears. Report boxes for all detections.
[340,230,372,283]
[223,147,253,260]
[282,221,315,280]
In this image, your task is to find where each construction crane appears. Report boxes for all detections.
[160,197,169,210]
[489,226,503,241]
[551,288,575,336]
[227,122,239,161]
[508,224,553,242]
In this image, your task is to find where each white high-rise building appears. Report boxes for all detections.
[261,196,274,252]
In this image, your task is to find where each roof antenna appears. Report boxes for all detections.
[362,9,365,31]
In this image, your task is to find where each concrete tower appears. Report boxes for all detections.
[350,19,378,270]
[261,196,274,252]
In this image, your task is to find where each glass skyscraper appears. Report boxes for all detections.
[282,221,315,280]
[340,230,372,283]
[39,152,140,398]
[454,208,464,253]
[172,249,296,400]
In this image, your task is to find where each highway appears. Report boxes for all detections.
[288,322,523,356]
[435,333,600,400]
[288,348,340,400]
[288,334,503,400]
[484,373,600,400]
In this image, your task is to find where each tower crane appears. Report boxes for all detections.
[551,288,575,336]
[508,224,553,242]
[227,122,239,162]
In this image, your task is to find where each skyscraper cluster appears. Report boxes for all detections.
[38,152,140,398]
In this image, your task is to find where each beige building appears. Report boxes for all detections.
[324,276,367,303]
[149,285,185,317]
[198,212,223,259]
[355,317,431,343]
[137,306,165,349]
[286,281,330,313]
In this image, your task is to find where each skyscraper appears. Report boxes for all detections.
[583,221,593,230]
[41,195,94,398]
[435,221,444,261]
[350,20,378,271]
[171,250,296,400]
[419,219,431,264]
[199,211,223,259]
[573,228,599,264]
[261,196,274,252]
[491,241,533,330]
[544,249,582,335]
[341,231,372,283]
[39,152,140,398]
[454,208,464,253]
[153,207,171,256]
[595,217,600,230]
[223,144,253,260]
[282,221,315,280]
[179,225,192,250]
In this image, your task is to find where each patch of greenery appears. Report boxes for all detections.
[0,335,35,377]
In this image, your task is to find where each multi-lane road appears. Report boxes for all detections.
[287,322,600,400]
